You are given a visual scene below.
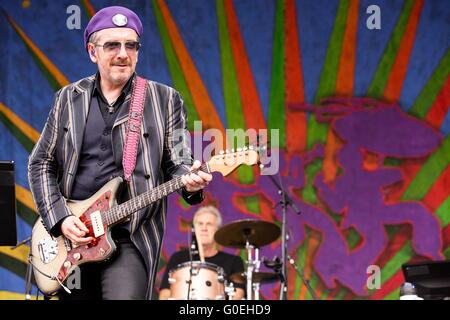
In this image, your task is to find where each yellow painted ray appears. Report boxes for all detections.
[4,13,69,89]
[80,0,96,19]
[0,291,26,300]
[16,184,37,213]
[0,291,45,300]
[155,0,225,135]
[0,103,40,144]
[0,246,29,265]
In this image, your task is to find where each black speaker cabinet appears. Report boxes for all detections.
[403,260,450,300]
[0,161,17,246]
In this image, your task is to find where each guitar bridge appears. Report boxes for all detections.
[37,237,59,264]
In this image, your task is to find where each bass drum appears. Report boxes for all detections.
[168,261,226,300]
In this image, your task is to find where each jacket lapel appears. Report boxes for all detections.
[69,76,95,159]
[112,94,131,130]
[113,74,141,130]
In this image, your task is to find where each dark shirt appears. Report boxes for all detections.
[93,72,134,122]
[71,73,135,201]
[53,74,135,236]
[160,250,245,291]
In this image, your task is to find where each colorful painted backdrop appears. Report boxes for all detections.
[0,0,449,300]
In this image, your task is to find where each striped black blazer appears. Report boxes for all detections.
[28,74,203,299]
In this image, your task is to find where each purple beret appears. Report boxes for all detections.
[84,6,143,49]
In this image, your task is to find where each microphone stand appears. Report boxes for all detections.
[11,236,33,300]
[287,255,318,300]
[266,173,301,300]
[187,224,201,300]
[187,227,195,300]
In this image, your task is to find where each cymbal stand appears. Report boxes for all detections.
[244,230,254,300]
[253,247,261,300]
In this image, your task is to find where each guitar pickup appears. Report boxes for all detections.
[90,211,105,237]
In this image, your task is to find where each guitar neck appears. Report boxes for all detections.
[104,163,209,226]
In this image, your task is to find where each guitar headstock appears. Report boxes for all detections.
[207,147,259,177]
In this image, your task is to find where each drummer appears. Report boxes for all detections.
[159,206,245,300]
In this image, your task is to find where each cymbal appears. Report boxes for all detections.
[214,219,280,248]
[230,272,279,284]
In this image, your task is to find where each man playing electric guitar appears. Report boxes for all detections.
[28,6,211,300]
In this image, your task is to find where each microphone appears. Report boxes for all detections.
[189,223,200,261]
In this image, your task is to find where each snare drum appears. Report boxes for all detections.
[168,261,226,300]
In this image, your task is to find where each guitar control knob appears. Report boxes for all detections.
[63,261,71,269]
[73,253,81,260]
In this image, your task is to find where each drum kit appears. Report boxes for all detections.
[168,219,281,300]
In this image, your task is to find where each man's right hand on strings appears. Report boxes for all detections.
[61,216,93,246]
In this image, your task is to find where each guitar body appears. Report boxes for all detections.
[31,177,123,295]
[30,148,259,296]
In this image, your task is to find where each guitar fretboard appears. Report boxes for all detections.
[103,163,209,226]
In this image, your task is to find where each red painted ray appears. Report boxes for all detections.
[443,224,450,247]
[80,0,96,19]
[384,0,424,102]
[369,269,404,299]
[375,225,411,269]
[224,0,266,132]
[385,159,424,203]
[425,75,450,129]
[299,229,321,300]
[335,0,358,96]
[422,164,450,212]
[156,0,225,136]
[284,0,307,154]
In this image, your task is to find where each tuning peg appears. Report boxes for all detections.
[219,150,224,155]
[249,146,254,150]
[231,148,235,153]
[225,149,230,154]
[259,164,265,169]
[243,146,248,151]
[237,147,242,152]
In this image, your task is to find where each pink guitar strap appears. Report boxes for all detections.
[122,76,147,182]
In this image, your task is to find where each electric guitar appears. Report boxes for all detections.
[31,148,259,295]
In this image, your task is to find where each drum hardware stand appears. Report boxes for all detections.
[225,282,236,300]
[252,247,261,300]
[215,217,281,301]
[287,255,318,300]
[187,224,199,300]
[186,264,194,300]
[263,256,285,283]
[267,173,301,300]
[243,231,264,300]
[244,231,254,300]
